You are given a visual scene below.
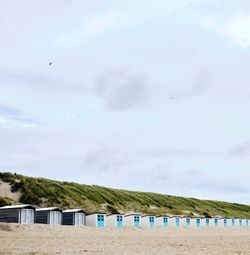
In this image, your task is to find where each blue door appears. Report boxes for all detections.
[163,217,168,227]
[186,218,191,227]
[134,216,140,227]
[232,218,235,227]
[149,216,155,227]
[97,214,105,227]
[176,217,180,227]
[223,218,227,228]
[246,219,249,226]
[214,218,218,226]
[196,218,201,227]
[206,218,210,227]
[116,215,123,228]
[239,218,242,227]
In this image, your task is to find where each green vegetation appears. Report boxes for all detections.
[0,172,250,217]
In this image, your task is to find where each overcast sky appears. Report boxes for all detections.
[1,0,250,204]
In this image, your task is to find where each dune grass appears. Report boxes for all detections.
[0,172,250,217]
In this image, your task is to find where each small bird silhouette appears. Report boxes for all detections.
[169,97,173,100]
[49,62,52,66]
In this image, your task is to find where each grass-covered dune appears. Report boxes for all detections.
[0,172,250,218]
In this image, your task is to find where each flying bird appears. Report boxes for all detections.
[49,62,52,66]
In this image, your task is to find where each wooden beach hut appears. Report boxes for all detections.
[141,215,156,228]
[86,212,106,227]
[124,214,141,228]
[106,214,125,228]
[62,209,85,226]
[155,215,169,227]
[35,207,62,225]
[0,204,35,224]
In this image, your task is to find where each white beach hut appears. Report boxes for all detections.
[218,218,227,228]
[124,214,141,228]
[190,217,201,228]
[106,214,125,228]
[200,218,210,227]
[155,215,169,227]
[180,217,191,227]
[228,218,236,227]
[141,215,156,228]
[86,212,106,227]
[169,216,181,228]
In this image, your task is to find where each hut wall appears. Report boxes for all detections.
[0,209,19,223]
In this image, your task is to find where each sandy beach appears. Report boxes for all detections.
[0,224,250,255]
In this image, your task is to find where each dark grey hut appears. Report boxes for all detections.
[35,207,62,225]
[0,204,35,224]
[62,209,86,226]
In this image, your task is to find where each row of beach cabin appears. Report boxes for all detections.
[0,205,249,228]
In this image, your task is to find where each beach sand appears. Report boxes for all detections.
[0,224,250,255]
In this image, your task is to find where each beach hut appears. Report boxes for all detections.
[106,214,125,228]
[201,218,210,227]
[244,219,249,227]
[86,213,106,227]
[156,215,169,227]
[180,217,191,227]
[190,217,201,228]
[124,214,141,228]
[62,209,85,226]
[228,218,236,227]
[169,216,181,228]
[0,204,35,224]
[212,217,219,227]
[35,207,62,225]
[218,218,227,227]
[141,215,156,228]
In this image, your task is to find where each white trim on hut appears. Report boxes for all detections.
[124,214,141,227]
[141,215,156,228]
[155,215,169,227]
[106,214,125,228]
[86,213,106,227]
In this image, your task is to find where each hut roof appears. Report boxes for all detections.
[141,215,156,218]
[63,209,85,213]
[36,207,62,212]
[87,212,107,216]
[124,213,141,217]
[0,204,35,210]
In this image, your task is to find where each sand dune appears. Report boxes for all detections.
[0,224,250,255]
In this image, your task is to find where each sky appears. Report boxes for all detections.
[0,0,250,204]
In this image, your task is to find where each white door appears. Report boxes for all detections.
[75,213,84,225]
[50,211,61,225]
[20,209,34,224]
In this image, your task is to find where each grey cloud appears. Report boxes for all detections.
[95,70,149,110]
[229,141,250,156]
